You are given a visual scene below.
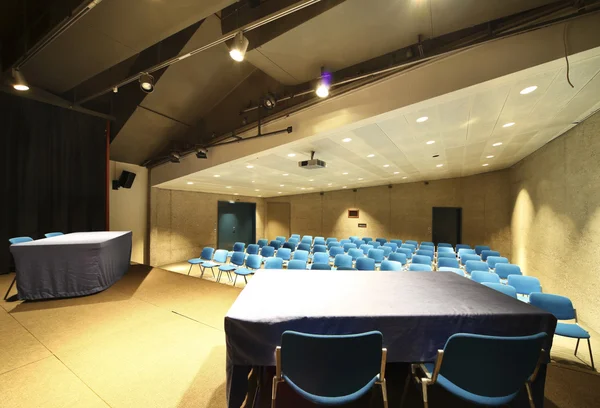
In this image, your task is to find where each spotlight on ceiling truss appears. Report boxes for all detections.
[229,31,249,62]
[261,93,277,110]
[139,72,154,93]
[169,152,180,163]
[12,68,29,91]
[315,67,331,98]
[195,147,208,159]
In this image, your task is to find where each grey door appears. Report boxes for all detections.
[432,207,462,246]
[217,201,256,250]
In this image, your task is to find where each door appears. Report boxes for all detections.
[217,201,256,250]
[267,202,290,240]
[432,207,462,246]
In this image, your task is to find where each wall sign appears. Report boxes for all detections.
[348,209,359,218]
[358,223,367,228]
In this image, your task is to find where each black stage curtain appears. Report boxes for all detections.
[0,92,107,274]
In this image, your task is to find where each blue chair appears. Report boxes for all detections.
[356,257,376,271]
[301,236,312,245]
[44,232,64,238]
[297,243,311,252]
[311,263,331,270]
[276,236,286,244]
[390,239,403,246]
[381,246,393,258]
[203,249,228,278]
[228,241,245,257]
[405,240,418,247]
[396,247,412,260]
[265,257,284,269]
[508,275,542,302]
[326,237,337,244]
[482,282,518,298]
[487,256,509,269]
[246,244,259,257]
[288,260,307,270]
[340,239,351,245]
[388,252,407,265]
[273,331,387,407]
[269,240,281,250]
[349,236,360,242]
[260,245,275,261]
[411,332,547,407]
[438,257,459,269]
[313,252,330,265]
[380,260,402,271]
[362,237,373,244]
[218,251,244,283]
[312,244,327,255]
[353,239,366,247]
[293,250,309,262]
[290,234,301,240]
[471,271,501,284]
[234,254,261,285]
[438,247,455,254]
[401,243,416,253]
[360,244,373,255]
[529,293,594,370]
[421,241,434,247]
[465,260,489,275]
[437,252,456,259]
[438,267,464,276]
[343,243,357,253]
[460,253,481,266]
[367,249,385,268]
[495,264,522,280]
[282,242,296,252]
[455,243,471,251]
[187,247,214,275]
[383,242,398,252]
[6,237,34,299]
[416,249,434,260]
[481,250,500,261]
[276,248,292,263]
[327,241,341,250]
[375,238,387,245]
[411,255,432,266]
[257,239,268,248]
[437,243,452,248]
[458,248,476,258]
[409,263,432,271]
[329,247,344,262]
[348,248,364,262]
[474,245,490,255]
[334,254,353,269]
[314,237,326,246]
[337,266,358,271]
[288,238,299,246]
[368,241,381,248]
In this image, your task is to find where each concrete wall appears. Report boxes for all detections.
[109,161,148,264]
[510,111,600,332]
[150,189,265,266]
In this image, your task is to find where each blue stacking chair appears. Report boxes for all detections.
[421,241,434,248]
[327,241,341,250]
[437,242,452,248]
[334,254,353,269]
[187,247,214,275]
[530,293,594,370]
[367,249,385,268]
[471,271,501,284]
[6,237,34,299]
[380,260,403,271]
[288,237,299,246]
[465,260,489,275]
[348,248,364,262]
[343,243,357,253]
[388,252,407,265]
[438,247,455,254]
[297,243,311,252]
[269,240,281,250]
[228,242,245,257]
[349,236,360,242]
[282,241,296,252]
[411,332,547,407]
[396,247,412,260]
[362,237,373,244]
[474,245,490,255]
[293,250,309,262]
[311,263,331,270]
[260,245,275,262]
[356,257,376,271]
[367,240,381,248]
[314,237,326,245]
[360,244,373,255]
[301,236,312,245]
[311,244,328,256]
[276,236,286,244]
[203,249,228,278]
[438,267,464,276]
[416,249,434,260]
[288,260,307,270]
[265,257,284,269]
[383,242,398,252]
[375,238,387,245]
[405,240,418,247]
[257,239,268,248]
[381,246,393,258]
[409,263,432,272]
[458,248,476,258]
[455,243,471,251]
[482,282,518,298]
[460,253,481,266]
[234,254,261,286]
[44,232,64,238]
[246,244,259,258]
[508,275,542,302]
[495,264,522,280]
[401,243,416,253]
[340,239,351,245]
[438,257,459,269]
[276,248,292,265]
[329,247,344,262]
[290,234,301,240]
[354,239,366,247]
[487,256,509,269]
[411,255,432,266]
[313,252,330,265]
[390,239,403,246]
[272,331,387,407]
[218,251,244,283]
[325,237,337,244]
[437,252,456,259]
[481,250,500,261]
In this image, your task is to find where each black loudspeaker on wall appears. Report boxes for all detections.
[113,170,136,190]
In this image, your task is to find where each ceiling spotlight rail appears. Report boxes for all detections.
[76,0,323,105]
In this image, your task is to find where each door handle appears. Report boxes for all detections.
[232,226,236,233]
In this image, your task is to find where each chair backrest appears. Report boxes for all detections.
[276,248,292,261]
[287,260,307,270]
[482,282,518,298]
[349,236,360,241]
[481,250,500,261]
[282,242,296,251]
[416,249,434,259]
[362,237,373,244]
[405,240,418,247]
[438,332,547,401]
[396,247,412,259]
[233,242,245,252]
[508,275,542,296]
[280,331,383,402]
[367,248,385,263]
[313,252,330,264]
[474,245,490,255]
[353,239,366,247]
[269,240,281,250]
[495,264,522,279]
[465,260,489,274]
[312,244,327,254]
[311,263,331,270]
[247,244,259,255]
[257,239,268,248]
[355,257,376,271]
[348,248,364,261]
[301,236,312,244]
[460,253,481,266]
[326,237,337,244]
[401,243,416,253]
[383,242,398,252]
[409,263,432,271]
[437,243,452,248]
[438,247,455,254]
[367,241,381,248]
[343,243,357,253]
[293,250,309,262]
[471,271,501,284]
[44,232,64,238]
[265,257,284,269]
[388,252,407,265]
[230,251,245,266]
[437,252,456,259]
[200,247,215,261]
[213,249,228,263]
[329,247,344,258]
[421,241,434,247]
[340,239,351,245]
[314,237,326,246]
[327,241,341,250]
[411,255,432,265]
[359,244,373,255]
[246,254,262,269]
[375,238,387,245]
[334,254,353,268]
[290,234,301,240]
[8,236,33,244]
[458,248,477,258]
[487,256,509,269]
[438,257,459,269]
[529,293,575,320]
[288,238,299,246]
[381,246,393,257]
[455,244,471,251]
[438,267,464,276]
[276,236,286,243]
[380,260,403,271]
[297,243,311,252]
[260,246,275,258]
[390,239,403,246]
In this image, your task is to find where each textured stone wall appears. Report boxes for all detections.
[510,111,600,332]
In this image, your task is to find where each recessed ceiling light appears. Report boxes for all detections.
[342,138,352,143]
[436,164,444,168]
[426,140,435,145]
[280,184,285,187]
[278,192,282,194]
[254,189,260,191]
[482,164,489,167]
[214,175,220,178]
[393,171,399,174]
[383,164,390,168]
[309,179,314,182]
[307,187,314,190]
[287,153,296,157]
[328,183,332,186]
[493,142,503,147]
[300,187,306,190]
[358,178,364,180]
[234,193,239,196]
[342,186,347,189]
[402,176,408,179]
[367,154,375,158]
[187,182,194,185]
[226,186,232,188]
[342,172,348,175]
[486,155,494,159]
[246,165,255,169]
[520,86,537,95]
[416,116,429,123]
[283,173,289,176]
[258,195,262,197]
[251,180,255,183]
[502,122,515,128]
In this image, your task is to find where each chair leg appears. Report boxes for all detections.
[244,276,248,284]
[575,338,580,355]
[3,277,16,300]
[187,264,193,275]
[234,275,238,286]
[421,382,429,408]
[380,379,388,408]
[525,382,535,408]
[216,270,222,283]
[588,339,595,370]
[271,377,278,408]
[210,267,215,278]
[400,372,412,408]
[200,266,205,279]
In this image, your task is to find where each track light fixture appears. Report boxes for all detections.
[139,72,154,93]
[195,147,208,159]
[229,31,249,62]
[12,68,29,91]
[315,67,331,98]
[169,152,180,163]
[261,93,277,110]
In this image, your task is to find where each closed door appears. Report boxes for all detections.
[217,201,256,250]
[432,207,462,246]
[267,202,290,240]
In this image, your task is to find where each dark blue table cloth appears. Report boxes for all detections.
[225,270,556,407]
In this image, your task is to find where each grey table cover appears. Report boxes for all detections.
[225,270,557,407]
[10,231,132,300]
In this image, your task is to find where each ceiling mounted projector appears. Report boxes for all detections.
[298,151,326,169]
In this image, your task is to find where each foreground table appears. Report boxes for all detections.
[10,231,132,300]
[225,270,556,407]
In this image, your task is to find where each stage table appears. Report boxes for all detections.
[10,231,132,300]
[225,270,556,407]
